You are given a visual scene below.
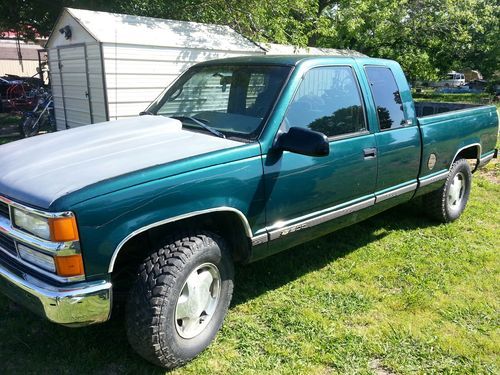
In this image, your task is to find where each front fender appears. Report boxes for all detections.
[71,156,265,278]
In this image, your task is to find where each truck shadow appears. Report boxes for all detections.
[0,200,436,374]
[232,198,435,306]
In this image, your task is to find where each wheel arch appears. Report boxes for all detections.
[451,143,481,170]
[108,207,253,273]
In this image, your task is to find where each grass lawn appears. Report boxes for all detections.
[0,113,21,144]
[413,92,496,106]
[0,99,498,374]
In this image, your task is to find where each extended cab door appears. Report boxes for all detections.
[363,64,421,203]
[260,64,377,250]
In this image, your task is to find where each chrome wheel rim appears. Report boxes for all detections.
[447,172,465,212]
[175,263,221,339]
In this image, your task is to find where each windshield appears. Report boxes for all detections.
[148,65,291,140]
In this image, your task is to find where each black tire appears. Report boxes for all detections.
[423,158,472,223]
[20,114,41,137]
[126,232,234,369]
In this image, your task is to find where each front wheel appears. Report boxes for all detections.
[126,232,234,369]
[423,158,472,223]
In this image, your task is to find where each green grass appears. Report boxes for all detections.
[0,167,498,374]
[412,91,497,107]
[0,113,21,144]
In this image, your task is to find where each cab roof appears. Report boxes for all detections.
[197,54,393,67]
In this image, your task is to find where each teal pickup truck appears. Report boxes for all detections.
[0,55,498,368]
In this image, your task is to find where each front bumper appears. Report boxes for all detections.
[0,260,112,326]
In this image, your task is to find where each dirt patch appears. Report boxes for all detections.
[478,157,499,184]
[369,359,396,375]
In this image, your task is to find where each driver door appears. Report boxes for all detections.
[262,65,377,246]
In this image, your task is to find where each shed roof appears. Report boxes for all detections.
[55,8,264,52]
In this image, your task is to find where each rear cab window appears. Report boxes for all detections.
[365,66,406,131]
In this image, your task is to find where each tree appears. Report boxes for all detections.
[1,0,498,81]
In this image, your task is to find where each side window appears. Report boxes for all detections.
[284,66,366,137]
[365,66,406,130]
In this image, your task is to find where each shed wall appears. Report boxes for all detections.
[0,60,39,77]
[102,43,264,119]
[48,43,106,129]
[47,10,107,129]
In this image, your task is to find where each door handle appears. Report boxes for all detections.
[363,147,377,159]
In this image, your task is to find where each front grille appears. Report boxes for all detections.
[0,231,16,256]
[0,201,9,219]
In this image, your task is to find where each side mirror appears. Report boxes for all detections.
[274,127,329,157]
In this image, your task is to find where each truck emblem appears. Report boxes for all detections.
[280,223,308,237]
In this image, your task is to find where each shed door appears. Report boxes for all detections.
[57,45,93,128]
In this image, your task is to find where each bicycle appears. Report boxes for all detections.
[19,88,55,137]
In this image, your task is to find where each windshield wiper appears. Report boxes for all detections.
[139,110,155,116]
[171,116,226,139]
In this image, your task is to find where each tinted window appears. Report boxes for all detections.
[365,66,406,130]
[284,67,366,137]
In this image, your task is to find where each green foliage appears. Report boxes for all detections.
[1,1,498,82]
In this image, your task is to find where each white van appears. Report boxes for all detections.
[438,72,466,87]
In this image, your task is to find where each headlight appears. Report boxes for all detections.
[18,244,56,272]
[13,208,51,240]
[12,208,79,242]
[10,206,83,278]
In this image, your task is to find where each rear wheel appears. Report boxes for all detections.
[126,232,234,369]
[423,158,472,222]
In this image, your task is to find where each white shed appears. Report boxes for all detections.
[46,8,265,130]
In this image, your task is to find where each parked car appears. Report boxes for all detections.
[0,56,498,369]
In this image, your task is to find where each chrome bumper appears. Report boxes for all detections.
[0,260,112,326]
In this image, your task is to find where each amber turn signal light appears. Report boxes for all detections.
[49,216,79,242]
[55,254,85,277]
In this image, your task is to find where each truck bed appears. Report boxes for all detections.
[415,101,482,117]
[416,103,498,181]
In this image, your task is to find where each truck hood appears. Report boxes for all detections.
[0,116,243,209]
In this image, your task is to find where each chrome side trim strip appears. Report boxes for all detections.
[268,198,375,241]
[109,207,253,272]
[257,179,438,245]
[251,233,268,246]
[419,171,449,187]
[375,183,417,203]
[0,195,73,219]
[478,153,494,168]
